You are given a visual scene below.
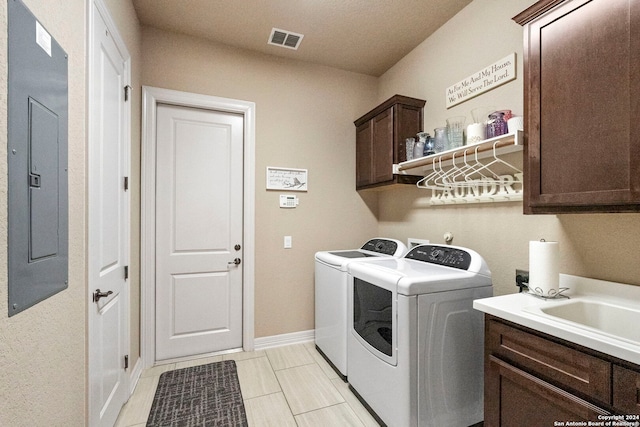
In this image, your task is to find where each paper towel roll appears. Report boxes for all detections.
[529,240,559,297]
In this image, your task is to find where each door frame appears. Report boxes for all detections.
[87,0,131,422]
[141,86,256,368]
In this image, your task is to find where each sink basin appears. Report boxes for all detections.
[474,275,640,365]
[538,300,640,345]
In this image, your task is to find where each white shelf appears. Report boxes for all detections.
[394,130,525,205]
[394,130,523,176]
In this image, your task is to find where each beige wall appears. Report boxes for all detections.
[0,0,86,425]
[0,0,142,424]
[376,0,640,295]
[141,27,380,337]
[2,0,639,423]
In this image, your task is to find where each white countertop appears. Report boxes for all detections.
[473,274,640,365]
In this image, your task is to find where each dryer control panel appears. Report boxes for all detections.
[361,239,400,256]
[405,245,472,270]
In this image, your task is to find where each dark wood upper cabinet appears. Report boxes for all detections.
[354,95,425,190]
[514,0,640,213]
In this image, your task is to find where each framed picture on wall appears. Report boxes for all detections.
[266,167,308,191]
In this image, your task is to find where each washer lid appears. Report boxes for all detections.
[315,248,381,270]
[315,238,407,268]
[327,250,375,259]
[396,265,492,295]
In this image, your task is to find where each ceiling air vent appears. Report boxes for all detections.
[268,28,304,50]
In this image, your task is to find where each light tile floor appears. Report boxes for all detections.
[114,341,380,427]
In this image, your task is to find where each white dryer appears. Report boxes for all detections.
[315,238,407,379]
[347,244,492,427]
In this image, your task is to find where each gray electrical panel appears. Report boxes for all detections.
[8,0,69,316]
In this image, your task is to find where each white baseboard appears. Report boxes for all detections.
[128,356,144,395]
[128,330,315,392]
[254,329,315,350]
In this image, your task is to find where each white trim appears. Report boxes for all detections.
[149,347,244,367]
[141,86,256,369]
[254,330,315,350]
[127,357,144,395]
[87,0,131,424]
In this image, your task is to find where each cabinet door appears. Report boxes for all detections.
[522,0,640,213]
[613,365,640,414]
[356,120,373,187]
[394,103,422,163]
[487,319,611,404]
[371,107,394,184]
[485,356,610,427]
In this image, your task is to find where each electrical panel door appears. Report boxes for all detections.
[8,0,69,316]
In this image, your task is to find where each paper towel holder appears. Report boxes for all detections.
[528,238,570,300]
[528,286,570,300]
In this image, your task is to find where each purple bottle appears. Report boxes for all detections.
[487,111,508,138]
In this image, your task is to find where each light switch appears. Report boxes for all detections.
[284,236,292,249]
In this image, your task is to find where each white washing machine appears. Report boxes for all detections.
[347,244,492,427]
[315,238,407,379]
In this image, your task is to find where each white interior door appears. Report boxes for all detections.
[155,104,244,361]
[88,1,130,426]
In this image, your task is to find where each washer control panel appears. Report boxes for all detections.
[361,239,399,256]
[405,245,472,270]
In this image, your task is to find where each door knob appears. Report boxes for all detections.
[93,289,113,302]
[228,258,241,266]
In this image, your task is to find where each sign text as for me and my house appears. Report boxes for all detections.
[446,53,516,108]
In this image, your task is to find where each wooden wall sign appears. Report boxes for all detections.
[446,53,516,108]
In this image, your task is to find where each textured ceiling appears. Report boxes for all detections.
[132,0,473,76]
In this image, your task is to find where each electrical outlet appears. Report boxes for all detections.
[516,269,529,290]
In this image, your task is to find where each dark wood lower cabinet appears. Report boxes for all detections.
[613,365,640,414]
[484,316,640,426]
[486,356,609,427]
